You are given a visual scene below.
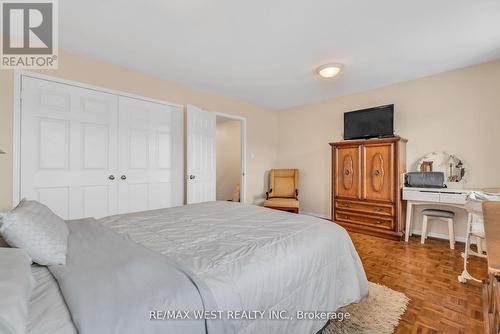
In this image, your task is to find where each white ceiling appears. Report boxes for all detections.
[60,0,500,109]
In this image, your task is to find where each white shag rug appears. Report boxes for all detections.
[322,282,409,334]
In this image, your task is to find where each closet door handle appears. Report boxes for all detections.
[120,175,127,180]
[189,175,195,180]
[108,175,115,180]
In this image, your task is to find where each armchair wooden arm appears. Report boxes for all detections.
[266,189,273,200]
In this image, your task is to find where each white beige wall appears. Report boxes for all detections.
[216,120,241,201]
[276,60,500,239]
[0,50,278,211]
[1,49,498,240]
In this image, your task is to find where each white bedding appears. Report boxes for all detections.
[27,266,76,334]
[98,201,369,334]
[26,202,368,334]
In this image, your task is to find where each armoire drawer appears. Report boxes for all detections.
[335,210,394,230]
[335,200,394,217]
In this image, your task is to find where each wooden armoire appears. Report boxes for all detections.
[330,137,407,240]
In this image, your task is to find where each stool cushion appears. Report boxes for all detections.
[422,209,455,218]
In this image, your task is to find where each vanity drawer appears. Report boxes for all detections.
[403,189,440,202]
[440,192,467,205]
[335,210,394,230]
[335,200,394,217]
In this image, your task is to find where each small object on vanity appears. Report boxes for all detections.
[446,155,465,186]
[417,151,468,189]
[419,161,433,172]
[420,209,455,249]
[404,172,444,188]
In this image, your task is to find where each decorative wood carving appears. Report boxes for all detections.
[342,155,354,190]
[371,153,385,192]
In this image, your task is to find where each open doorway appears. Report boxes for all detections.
[215,113,246,203]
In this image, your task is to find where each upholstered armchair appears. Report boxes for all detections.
[263,169,299,213]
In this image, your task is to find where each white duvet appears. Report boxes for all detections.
[96,201,369,334]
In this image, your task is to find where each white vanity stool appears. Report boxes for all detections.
[420,209,455,249]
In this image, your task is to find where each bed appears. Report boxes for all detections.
[27,201,368,334]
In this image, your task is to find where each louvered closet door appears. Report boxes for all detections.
[186,104,216,204]
[20,77,119,219]
[117,96,184,213]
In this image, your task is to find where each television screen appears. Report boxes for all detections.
[343,104,394,140]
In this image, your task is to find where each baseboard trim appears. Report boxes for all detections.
[300,212,474,244]
[408,229,474,244]
[301,211,329,220]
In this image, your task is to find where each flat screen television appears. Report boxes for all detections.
[343,104,394,140]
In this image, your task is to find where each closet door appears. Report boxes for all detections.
[186,104,216,204]
[20,77,119,219]
[118,97,183,213]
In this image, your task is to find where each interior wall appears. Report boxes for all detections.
[0,50,278,212]
[276,59,500,239]
[216,120,241,201]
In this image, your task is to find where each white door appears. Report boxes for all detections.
[118,96,184,213]
[20,77,119,219]
[186,105,216,204]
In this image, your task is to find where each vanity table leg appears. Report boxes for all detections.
[405,201,413,242]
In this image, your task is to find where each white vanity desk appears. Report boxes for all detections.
[403,187,471,242]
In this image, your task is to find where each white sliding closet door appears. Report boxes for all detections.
[118,96,184,213]
[186,104,216,204]
[19,75,184,220]
[20,77,119,219]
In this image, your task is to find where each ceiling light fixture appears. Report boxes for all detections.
[317,63,343,79]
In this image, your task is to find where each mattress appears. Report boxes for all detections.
[26,201,368,334]
[98,201,368,334]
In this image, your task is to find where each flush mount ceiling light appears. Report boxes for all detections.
[317,63,343,79]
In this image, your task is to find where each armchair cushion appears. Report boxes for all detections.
[268,169,299,198]
[264,198,299,209]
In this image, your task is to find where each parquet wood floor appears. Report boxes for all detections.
[349,232,488,333]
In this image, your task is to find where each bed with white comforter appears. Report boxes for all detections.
[30,201,368,334]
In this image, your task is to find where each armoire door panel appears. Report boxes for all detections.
[335,146,361,199]
[363,143,394,202]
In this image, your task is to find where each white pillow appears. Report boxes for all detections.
[0,248,35,334]
[0,200,69,265]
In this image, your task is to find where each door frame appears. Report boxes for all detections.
[214,112,247,203]
[12,70,182,207]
